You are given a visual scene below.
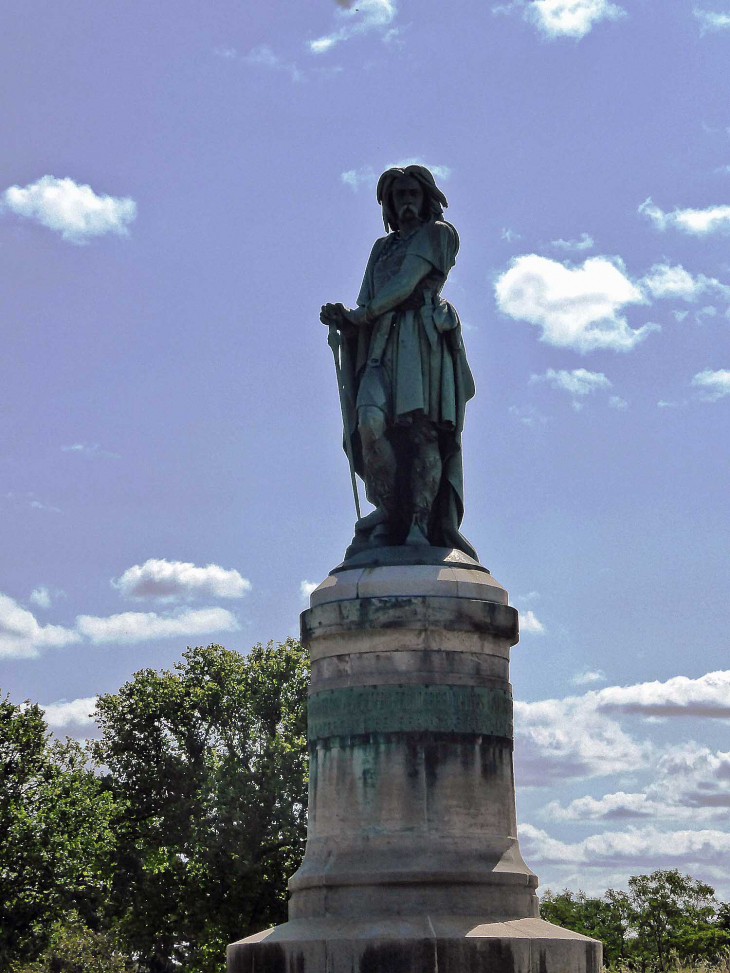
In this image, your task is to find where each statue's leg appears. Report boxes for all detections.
[406,415,442,546]
[357,406,397,523]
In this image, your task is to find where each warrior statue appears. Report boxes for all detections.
[321,164,476,560]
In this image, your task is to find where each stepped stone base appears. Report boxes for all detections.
[227,916,601,973]
[227,551,602,973]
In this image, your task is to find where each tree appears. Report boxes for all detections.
[539,888,632,967]
[92,639,309,973]
[10,913,133,973]
[626,869,721,971]
[541,870,730,971]
[0,695,120,968]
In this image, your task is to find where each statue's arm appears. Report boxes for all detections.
[370,254,432,315]
[345,254,432,326]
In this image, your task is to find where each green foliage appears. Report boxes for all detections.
[0,695,120,968]
[9,641,730,973]
[628,870,719,971]
[541,870,730,971]
[9,913,133,973]
[540,887,633,964]
[91,639,309,973]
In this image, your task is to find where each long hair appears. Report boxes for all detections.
[376,164,450,233]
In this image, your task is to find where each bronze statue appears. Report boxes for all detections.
[321,164,476,560]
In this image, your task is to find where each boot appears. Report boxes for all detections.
[404,510,430,547]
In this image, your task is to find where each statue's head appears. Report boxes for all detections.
[376,164,449,233]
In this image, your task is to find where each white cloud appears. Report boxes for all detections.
[531,367,612,397]
[518,591,541,603]
[609,395,628,410]
[640,263,730,302]
[596,669,730,717]
[544,791,694,822]
[30,500,61,513]
[300,580,318,601]
[243,45,303,82]
[61,442,121,459]
[695,305,718,323]
[545,744,730,825]
[112,558,251,602]
[42,696,97,728]
[572,669,607,686]
[650,744,730,809]
[513,0,626,38]
[1,175,136,244]
[514,695,651,785]
[639,197,730,236]
[342,167,375,191]
[6,492,62,514]
[495,254,659,353]
[691,369,730,401]
[382,26,405,45]
[520,610,545,634]
[531,368,616,411]
[29,587,52,609]
[517,673,730,883]
[502,228,523,243]
[520,822,730,867]
[387,158,451,181]
[76,606,239,645]
[342,158,451,193]
[1,584,241,657]
[310,0,397,53]
[509,405,549,427]
[0,593,81,659]
[520,669,730,815]
[694,8,730,33]
[551,232,594,251]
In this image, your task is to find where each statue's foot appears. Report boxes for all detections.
[404,520,430,547]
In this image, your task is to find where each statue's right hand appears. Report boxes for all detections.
[320,302,346,326]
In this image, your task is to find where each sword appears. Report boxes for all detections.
[327,322,361,521]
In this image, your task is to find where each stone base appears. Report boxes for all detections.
[227,916,602,973]
[227,555,603,972]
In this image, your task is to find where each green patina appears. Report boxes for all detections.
[308,684,513,741]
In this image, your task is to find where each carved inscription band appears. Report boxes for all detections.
[308,684,513,742]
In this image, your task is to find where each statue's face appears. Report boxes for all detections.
[392,176,424,225]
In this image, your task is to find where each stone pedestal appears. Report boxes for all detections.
[227,549,601,973]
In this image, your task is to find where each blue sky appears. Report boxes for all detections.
[2,0,730,899]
